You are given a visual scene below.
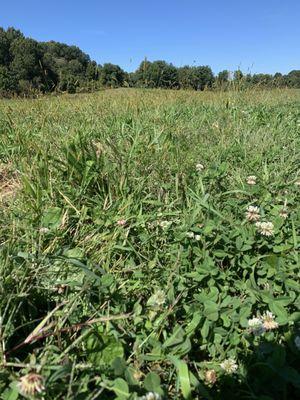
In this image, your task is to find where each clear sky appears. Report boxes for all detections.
[1,0,299,74]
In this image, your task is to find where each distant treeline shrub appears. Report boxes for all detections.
[1,27,300,96]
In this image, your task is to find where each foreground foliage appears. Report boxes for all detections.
[0,88,299,399]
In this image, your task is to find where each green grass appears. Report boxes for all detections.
[0,88,300,399]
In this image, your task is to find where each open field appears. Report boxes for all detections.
[0,88,300,399]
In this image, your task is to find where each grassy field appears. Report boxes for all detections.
[0,88,299,399]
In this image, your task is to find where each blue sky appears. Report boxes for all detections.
[1,0,299,74]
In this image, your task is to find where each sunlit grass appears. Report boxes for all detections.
[0,88,299,399]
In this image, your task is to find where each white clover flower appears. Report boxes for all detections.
[117,219,127,226]
[255,221,274,236]
[147,290,166,308]
[195,234,201,241]
[187,231,195,239]
[245,206,260,222]
[196,163,204,173]
[139,392,161,400]
[159,220,171,230]
[220,358,238,374]
[212,122,219,129]
[39,227,50,234]
[279,208,288,219]
[248,317,266,336]
[294,336,300,350]
[261,311,278,331]
[205,369,217,384]
[246,175,257,185]
[17,373,45,397]
[262,282,270,291]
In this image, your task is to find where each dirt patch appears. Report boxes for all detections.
[0,163,20,202]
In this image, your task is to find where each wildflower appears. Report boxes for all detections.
[39,227,50,234]
[246,175,257,185]
[195,234,201,241]
[294,336,300,350]
[262,282,270,291]
[54,283,67,294]
[245,206,260,222]
[159,220,171,230]
[256,221,274,236]
[261,311,278,331]
[133,369,143,381]
[187,231,195,239]
[147,290,166,308]
[212,122,219,129]
[205,369,217,385]
[196,163,204,173]
[294,180,300,186]
[17,373,45,397]
[117,219,127,226]
[279,208,288,219]
[220,358,238,374]
[139,393,161,400]
[248,317,265,336]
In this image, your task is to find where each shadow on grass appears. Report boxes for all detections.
[200,332,300,400]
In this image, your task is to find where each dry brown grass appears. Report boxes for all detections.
[0,163,20,202]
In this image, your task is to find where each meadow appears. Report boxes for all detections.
[0,88,299,399]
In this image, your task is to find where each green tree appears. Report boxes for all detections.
[134,60,178,88]
[217,70,229,83]
[0,65,17,95]
[10,37,43,89]
[178,65,214,90]
[234,69,243,81]
[86,61,99,81]
[99,63,125,88]
[286,70,300,88]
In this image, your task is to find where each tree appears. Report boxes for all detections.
[273,72,286,87]
[217,70,230,83]
[0,65,17,95]
[10,38,43,86]
[134,60,178,88]
[194,66,214,90]
[99,63,125,88]
[234,70,243,81]
[178,65,214,90]
[86,61,99,81]
[286,70,300,88]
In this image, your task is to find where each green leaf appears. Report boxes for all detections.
[280,366,300,388]
[204,300,219,321]
[269,301,288,324]
[285,279,300,292]
[63,247,84,259]
[185,312,201,336]
[144,372,163,395]
[163,325,185,348]
[111,378,130,399]
[2,383,19,400]
[86,333,124,366]
[41,207,62,229]
[239,305,252,328]
[168,356,192,400]
[201,319,211,339]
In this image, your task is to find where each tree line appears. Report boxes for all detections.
[1,27,300,96]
